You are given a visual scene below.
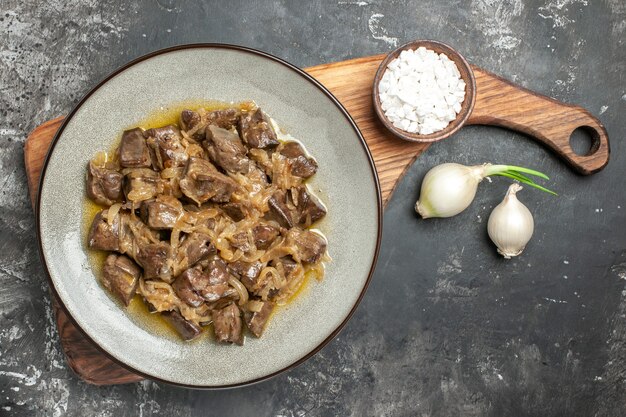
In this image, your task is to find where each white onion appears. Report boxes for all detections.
[488,183,534,259]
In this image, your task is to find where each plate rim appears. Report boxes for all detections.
[35,43,383,389]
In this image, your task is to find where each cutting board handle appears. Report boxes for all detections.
[467,65,610,175]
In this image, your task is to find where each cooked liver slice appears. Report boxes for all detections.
[207,108,240,130]
[140,196,183,230]
[180,157,239,204]
[161,310,202,341]
[286,229,327,263]
[244,301,274,337]
[252,223,280,249]
[102,254,141,306]
[145,125,188,169]
[238,108,279,149]
[279,141,318,178]
[266,190,294,228]
[119,128,151,168]
[222,202,246,222]
[177,232,215,269]
[86,161,124,206]
[292,186,327,226]
[88,210,120,251]
[172,266,209,308]
[136,242,173,281]
[229,261,263,292]
[200,258,232,302]
[266,187,326,228]
[212,303,243,345]
[204,125,251,174]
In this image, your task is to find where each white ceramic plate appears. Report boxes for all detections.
[37,44,381,388]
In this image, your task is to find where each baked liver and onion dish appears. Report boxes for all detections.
[85,104,328,344]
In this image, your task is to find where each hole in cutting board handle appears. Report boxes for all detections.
[569,126,600,156]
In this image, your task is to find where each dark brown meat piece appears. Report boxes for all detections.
[161,310,202,341]
[117,211,160,254]
[102,254,141,306]
[88,210,120,251]
[212,303,243,345]
[248,148,273,177]
[265,188,326,228]
[207,108,240,130]
[200,258,232,302]
[233,264,280,299]
[228,231,253,252]
[275,256,299,278]
[180,108,240,140]
[229,261,263,291]
[286,229,327,263]
[123,168,159,202]
[180,109,201,131]
[291,186,327,226]
[140,196,183,230]
[266,190,294,228]
[177,232,215,268]
[244,301,274,337]
[136,243,172,281]
[222,203,246,222]
[179,157,238,204]
[252,223,279,250]
[204,125,250,174]
[238,108,279,149]
[172,266,208,308]
[248,165,269,186]
[118,128,151,168]
[279,142,318,178]
[145,125,188,170]
[86,161,124,206]
[180,109,205,141]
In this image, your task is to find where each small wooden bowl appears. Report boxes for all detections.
[373,40,477,143]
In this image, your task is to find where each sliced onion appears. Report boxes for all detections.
[170,227,181,249]
[246,300,264,312]
[228,276,249,306]
[106,203,122,226]
[161,167,183,179]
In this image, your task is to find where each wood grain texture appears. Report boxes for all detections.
[24,54,608,386]
[52,298,144,385]
[468,65,610,174]
[24,116,65,208]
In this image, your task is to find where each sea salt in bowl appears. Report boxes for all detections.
[373,40,476,143]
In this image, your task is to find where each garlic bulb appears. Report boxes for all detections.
[415,162,555,219]
[415,163,485,218]
[487,183,534,259]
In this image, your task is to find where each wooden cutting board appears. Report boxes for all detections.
[24,53,608,385]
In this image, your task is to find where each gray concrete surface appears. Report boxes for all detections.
[1,0,625,416]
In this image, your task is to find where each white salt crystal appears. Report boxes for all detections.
[406,111,418,122]
[387,60,400,71]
